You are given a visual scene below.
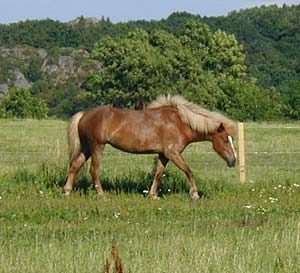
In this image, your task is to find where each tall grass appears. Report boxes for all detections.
[0,119,300,272]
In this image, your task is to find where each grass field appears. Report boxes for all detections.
[0,119,300,273]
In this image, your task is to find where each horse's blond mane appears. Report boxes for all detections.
[148,95,237,136]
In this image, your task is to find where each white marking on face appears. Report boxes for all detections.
[228,136,237,160]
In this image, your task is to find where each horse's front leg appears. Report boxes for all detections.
[164,151,200,200]
[149,153,169,199]
[90,145,105,197]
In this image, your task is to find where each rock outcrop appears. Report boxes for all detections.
[0,45,102,103]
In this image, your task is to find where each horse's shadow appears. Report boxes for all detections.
[71,171,190,197]
[12,165,206,198]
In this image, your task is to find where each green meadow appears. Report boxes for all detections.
[0,119,300,273]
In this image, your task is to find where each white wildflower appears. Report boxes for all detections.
[113,212,121,218]
[269,197,278,203]
[257,206,268,214]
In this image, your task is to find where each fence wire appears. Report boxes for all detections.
[0,123,300,172]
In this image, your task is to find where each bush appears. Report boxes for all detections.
[1,87,48,118]
[281,80,300,119]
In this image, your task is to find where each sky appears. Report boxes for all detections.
[1,0,300,24]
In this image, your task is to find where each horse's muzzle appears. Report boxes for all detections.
[227,157,236,168]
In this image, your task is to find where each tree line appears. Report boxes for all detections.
[0,4,299,120]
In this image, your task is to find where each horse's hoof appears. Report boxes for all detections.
[149,195,160,200]
[63,191,71,196]
[190,191,200,201]
[97,194,109,201]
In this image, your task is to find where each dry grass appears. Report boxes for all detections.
[104,242,126,273]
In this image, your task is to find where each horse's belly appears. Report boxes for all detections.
[108,134,162,154]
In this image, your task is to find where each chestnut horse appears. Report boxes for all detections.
[64,95,237,200]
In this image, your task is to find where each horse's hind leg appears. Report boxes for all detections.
[164,151,200,200]
[90,144,105,197]
[64,152,87,195]
[149,153,169,199]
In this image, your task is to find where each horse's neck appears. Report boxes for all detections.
[186,128,208,144]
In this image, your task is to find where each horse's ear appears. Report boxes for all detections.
[217,123,225,133]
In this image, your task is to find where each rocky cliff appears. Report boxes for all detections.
[0,46,101,102]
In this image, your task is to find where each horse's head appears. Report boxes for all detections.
[210,123,237,167]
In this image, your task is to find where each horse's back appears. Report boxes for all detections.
[80,105,181,131]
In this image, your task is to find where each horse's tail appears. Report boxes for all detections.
[67,111,85,164]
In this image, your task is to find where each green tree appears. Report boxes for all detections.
[84,20,278,120]
[219,78,280,120]
[23,58,43,82]
[85,29,182,106]
[180,21,246,78]
[281,80,300,119]
[85,25,227,108]
[46,83,82,117]
[1,87,48,118]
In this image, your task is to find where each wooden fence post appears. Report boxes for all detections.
[238,122,246,184]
